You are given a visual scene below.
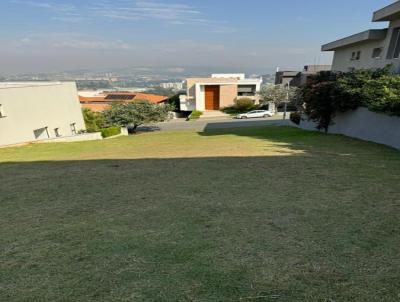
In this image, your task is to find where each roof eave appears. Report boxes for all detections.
[373,1,400,22]
[321,29,387,51]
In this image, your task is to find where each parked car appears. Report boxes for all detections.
[236,110,273,119]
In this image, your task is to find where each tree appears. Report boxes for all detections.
[259,85,298,112]
[296,68,400,132]
[103,100,174,132]
[165,93,181,111]
[300,71,361,132]
[82,108,105,133]
[234,97,256,112]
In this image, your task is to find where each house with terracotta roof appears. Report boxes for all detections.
[80,91,169,112]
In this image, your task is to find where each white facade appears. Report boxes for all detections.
[0,82,86,147]
[323,1,400,73]
[211,73,245,80]
[160,82,184,90]
[180,74,263,111]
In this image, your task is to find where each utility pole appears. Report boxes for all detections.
[283,82,289,120]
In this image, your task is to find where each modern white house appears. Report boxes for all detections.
[179,74,262,111]
[0,82,86,147]
[322,0,400,72]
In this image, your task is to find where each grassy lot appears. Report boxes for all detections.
[1,126,400,301]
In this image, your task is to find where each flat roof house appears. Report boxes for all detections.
[275,65,331,87]
[322,1,400,72]
[0,82,86,147]
[180,74,262,112]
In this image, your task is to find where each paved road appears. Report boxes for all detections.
[138,115,292,132]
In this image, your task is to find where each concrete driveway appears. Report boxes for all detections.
[138,114,292,132]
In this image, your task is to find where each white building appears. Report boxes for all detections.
[180,74,263,111]
[0,82,86,147]
[322,1,400,72]
[160,82,185,90]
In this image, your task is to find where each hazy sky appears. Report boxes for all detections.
[0,0,393,74]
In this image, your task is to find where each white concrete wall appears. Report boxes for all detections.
[0,82,86,146]
[179,95,196,111]
[40,132,102,143]
[212,74,245,79]
[331,20,400,72]
[300,107,400,150]
[196,84,205,111]
[331,40,386,72]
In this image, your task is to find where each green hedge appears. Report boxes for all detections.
[300,68,400,131]
[100,126,121,138]
[189,110,203,120]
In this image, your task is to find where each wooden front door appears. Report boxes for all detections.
[205,86,220,110]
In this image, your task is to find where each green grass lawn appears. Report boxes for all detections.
[1,126,400,301]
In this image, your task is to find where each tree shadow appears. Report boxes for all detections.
[133,125,161,133]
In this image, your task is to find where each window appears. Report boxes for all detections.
[351,51,361,61]
[70,123,77,135]
[238,85,256,96]
[33,127,49,140]
[387,27,400,59]
[0,104,6,118]
[54,128,61,137]
[372,47,383,59]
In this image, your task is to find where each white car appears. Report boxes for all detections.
[236,110,273,119]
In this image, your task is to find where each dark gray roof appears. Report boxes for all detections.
[373,1,400,22]
[321,29,387,51]
[277,71,299,77]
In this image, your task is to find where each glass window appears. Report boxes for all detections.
[238,85,256,96]
[372,48,383,59]
[387,27,400,59]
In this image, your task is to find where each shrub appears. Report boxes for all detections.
[221,106,242,115]
[189,110,203,120]
[301,71,361,131]
[290,112,301,125]
[82,108,105,133]
[234,98,255,112]
[101,126,121,138]
[103,100,174,132]
[358,75,400,116]
[299,68,400,131]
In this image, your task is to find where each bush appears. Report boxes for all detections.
[234,98,255,112]
[103,101,174,132]
[301,71,362,131]
[189,110,203,120]
[299,68,400,131]
[221,106,242,115]
[290,112,301,125]
[100,126,121,138]
[82,108,105,133]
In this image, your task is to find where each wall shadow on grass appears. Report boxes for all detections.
[1,153,400,301]
[199,124,400,156]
